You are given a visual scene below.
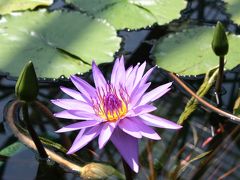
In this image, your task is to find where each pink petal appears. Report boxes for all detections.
[54,110,93,120]
[140,113,182,129]
[133,61,146,89]
[60,86,86,102]
[125,64,139,93]
[70,75,96,103]
[128,104,157,116]
[139,82,172,105]
[92,61,107,89]
[129,117,161,140]
[111,127,139,173]
[125,66,133,78]
[117,56,126,85]
[56,120,101,133]
[98,122,116,149]
[51,99,94,113]
[67,125,102,154]
[74,128,87,143]
[67,110,103,121]
[118,118,142,138]
[129,82,151,108]
[111,56,126,86]
[138,66,155,87]
[111,57,120,84]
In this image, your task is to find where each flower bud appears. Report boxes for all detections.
[15,61,38,102]
[80,162,124,180]
[211,21,229,56]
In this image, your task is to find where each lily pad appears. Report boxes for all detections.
[0,11,121,78]
[0,0,53,15]
[151,26,240,75]
[68,0,186,30]
[225,0,240,25]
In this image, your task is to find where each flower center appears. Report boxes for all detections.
[92,84,128,122]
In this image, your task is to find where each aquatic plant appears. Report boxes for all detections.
[52,56,181,172]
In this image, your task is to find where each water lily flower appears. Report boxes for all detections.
[52,56,181,173]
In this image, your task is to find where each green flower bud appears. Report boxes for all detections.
[81,163,124,180]
[15,61,38,102]
[211,21,229,56]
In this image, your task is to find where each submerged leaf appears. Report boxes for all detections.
[68,0,186,30]
[0,0,53,15]
[0,141,25,166]
[0,11,121,78]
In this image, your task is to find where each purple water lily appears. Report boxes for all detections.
[52,56,181,172]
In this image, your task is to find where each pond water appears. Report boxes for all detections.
[0,0,240,179]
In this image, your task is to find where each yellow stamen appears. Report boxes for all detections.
[99,101,127,122]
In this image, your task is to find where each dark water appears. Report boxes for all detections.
[1,0,240,179]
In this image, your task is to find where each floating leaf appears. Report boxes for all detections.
[225,0,240,25]
[151,26,240,75]
[68,0,186,30]
[0,11,121,78]
[0,0,53,15]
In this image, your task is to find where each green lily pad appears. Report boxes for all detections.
[225,0,240,25]
[0,11,121,78]
[0,0,53,15]
[151,26,240,75]
[68,0,186,30]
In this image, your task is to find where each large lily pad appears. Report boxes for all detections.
[0,11,121,78]
[224,0,240,25]
[151,26,240,75]
[0,0,53,15]
[68,0,186,30]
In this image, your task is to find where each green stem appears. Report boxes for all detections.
[22,102,48,159]
[122,157,133,180]
[215,56,225,105]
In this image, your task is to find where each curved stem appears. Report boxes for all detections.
[32,101,72,148]
[168,72,240,124]
[6,100,81,172]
